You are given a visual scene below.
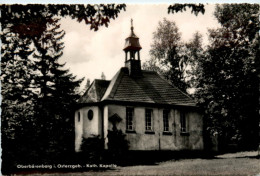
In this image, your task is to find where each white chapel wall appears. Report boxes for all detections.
[105,104,204,151]
[75,110,83,152]
[103,105,109,149]
[74,106,102,152]
[82,106,101,138]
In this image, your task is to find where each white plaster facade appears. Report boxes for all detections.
[75,104,203,152]
[75,106,102,152]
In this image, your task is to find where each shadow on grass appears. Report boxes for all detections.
[216,154,260,159]
[116,150,218,167]
[248,155,260,159]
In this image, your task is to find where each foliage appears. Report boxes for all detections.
[168,4,205,16]
[184,32,204,90]
[31,17,83,155]
[0,3,125,174]
[80,136,104,163]
[143,18,201,92]
[191,4,260,150]
[146,18,186,91]
[0,4,126,37]
[144,4,259,150]
[142,57,162,73]
[107,129,129,163]
[1,21,39,175]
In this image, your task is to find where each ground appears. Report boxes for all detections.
[16,151,260,176]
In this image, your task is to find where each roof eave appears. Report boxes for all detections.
[100,99,198,109]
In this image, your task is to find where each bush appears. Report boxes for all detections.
[107,130,129,163]
[80,136,104,163]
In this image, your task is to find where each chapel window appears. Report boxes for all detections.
[145,109,153,131]
[88,109,93,120]
[163,110,169,132]
[126,107,134,130]
[78,112,80,122]
[180,112,186,132]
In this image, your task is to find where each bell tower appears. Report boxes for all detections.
[123,19,142,77]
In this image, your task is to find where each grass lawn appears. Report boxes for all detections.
[15,151,260,176]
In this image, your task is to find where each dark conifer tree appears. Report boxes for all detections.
[31,18,83,157]
[1,31,38,170]
[0,3,125,174]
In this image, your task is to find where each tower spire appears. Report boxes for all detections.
[123,19,142,60]
[131,18,134,33]
[123,19,142,77]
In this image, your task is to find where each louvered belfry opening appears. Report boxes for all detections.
[123,19,142,77]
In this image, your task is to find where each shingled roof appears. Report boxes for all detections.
[78,79,110,103]
[79,67,196,107]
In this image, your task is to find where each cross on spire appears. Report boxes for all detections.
[131,18,134,32]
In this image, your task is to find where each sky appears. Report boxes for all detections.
[59,4,219,89]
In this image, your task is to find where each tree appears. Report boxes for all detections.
[0,5,92,174]
[1,28,39,173]
[31,17,83,157]
[146,18,188,92]
[81,78,91,95]
[142,56,163,74]
[184,32,204,92]
[0,3,125,174]
[191,4,259,150]
[168,4,205,16]
[0,4,126,36]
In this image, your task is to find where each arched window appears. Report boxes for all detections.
[88,110,93,120]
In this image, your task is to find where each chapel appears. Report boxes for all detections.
[74,20,203,152]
